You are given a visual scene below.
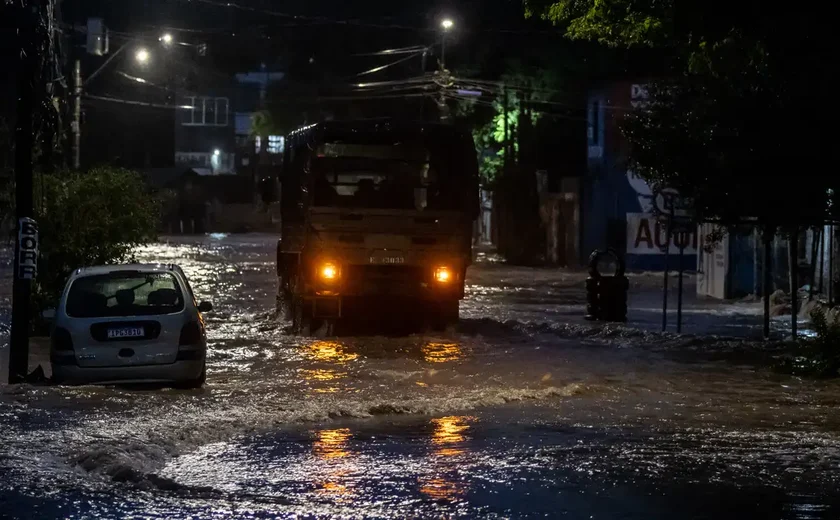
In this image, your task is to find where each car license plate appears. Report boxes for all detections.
[107,327,144,339]
[371,256,405,264]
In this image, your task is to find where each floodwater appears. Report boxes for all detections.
[1,235,839,519]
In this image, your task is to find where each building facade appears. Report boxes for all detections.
[581,81,698,271]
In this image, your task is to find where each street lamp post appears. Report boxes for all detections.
[72,44,154,169]
[440,19,454,70]
[438,18,455,122]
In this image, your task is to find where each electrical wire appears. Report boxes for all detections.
[353,45,430,56]
[116,71,179,93]
[355,51,424,77]
[181,0,567,34]
[83,94,193,110]
[185,0,431,31]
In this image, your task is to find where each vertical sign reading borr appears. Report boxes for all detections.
[17,218,39,280]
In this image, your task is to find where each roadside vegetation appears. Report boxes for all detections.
[777,309,840,378]
[31,167,159,315]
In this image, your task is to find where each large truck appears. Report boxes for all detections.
[276,120,479,334]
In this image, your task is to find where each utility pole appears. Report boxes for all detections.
[72,59,81,169]
[9,0,40,384]
[763,227,773,339]
[437,19,454,123]
[789,228,799,339]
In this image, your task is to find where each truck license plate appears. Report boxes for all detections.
[371,256,405,264]
[107,327,144,339]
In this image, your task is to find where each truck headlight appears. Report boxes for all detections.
[434,266,452,283]
[320,262,339,282]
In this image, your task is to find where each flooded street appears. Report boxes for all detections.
[1,235,840,519]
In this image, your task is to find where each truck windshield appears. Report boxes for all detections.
[66,272,185,318]
[312,141,464,210]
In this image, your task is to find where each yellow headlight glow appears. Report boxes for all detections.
[434,266,452,283]
[321,263,338,281]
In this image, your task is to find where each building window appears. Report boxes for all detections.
[268,135,284,154]
[216,98,229,126]
[183,96,230,126]
[590,101,600,145]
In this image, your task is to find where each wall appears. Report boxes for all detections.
[581,81,699,271]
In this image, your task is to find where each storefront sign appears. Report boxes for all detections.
[17,218,39,280]
[626,213,697,255]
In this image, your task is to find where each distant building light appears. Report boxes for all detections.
[213,149,221,156]
[268,135,284,154]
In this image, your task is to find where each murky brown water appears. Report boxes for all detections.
[1,235,838,519]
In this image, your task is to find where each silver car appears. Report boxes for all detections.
[50,264,212,388]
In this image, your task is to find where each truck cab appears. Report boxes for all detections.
[276,120,479,334]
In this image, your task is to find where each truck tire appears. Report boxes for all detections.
[431,299,460,331]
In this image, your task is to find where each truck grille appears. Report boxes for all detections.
[343,265,426,294]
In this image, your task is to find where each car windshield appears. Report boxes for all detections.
[312,140,465,211]
[66,272,185,318]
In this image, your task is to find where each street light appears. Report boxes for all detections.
[440,19,454,70]
[135,48,150,64]
[160,33,173,45]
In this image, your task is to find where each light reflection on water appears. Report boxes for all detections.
[420,416,474,501]
[315,428,352,460]
[313,428,357,500]
[2,236,840,518]
[422,342,463,363]
[304,341,360,364]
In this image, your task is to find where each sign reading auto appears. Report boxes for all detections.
[626,213,697,255]
[17,218,39,280]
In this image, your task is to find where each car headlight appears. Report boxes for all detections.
[320,262,339,282]
[434,266,452,283]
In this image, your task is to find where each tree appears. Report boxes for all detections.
[526,0,836,227]
[32,167,160,311]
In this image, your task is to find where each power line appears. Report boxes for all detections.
[186,0,431,31]
[353,45,430,56]
[83,93,192,110]
[355,51,424,77]
[178,0,566,34]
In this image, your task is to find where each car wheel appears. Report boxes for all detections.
[176,362,206,390]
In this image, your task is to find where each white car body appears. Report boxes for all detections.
[50,264,209,387]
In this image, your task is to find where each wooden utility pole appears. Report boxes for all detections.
[9,0,40,383]
[72,59,81,169]
[789,229,799,339]
[763,227,773,339]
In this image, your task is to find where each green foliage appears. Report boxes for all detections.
[33,167,160,309]
[528,0,836,227]
[777,309,840,378]
[455,65,563,185]
[250,110,280,138]
[526,0,668,47]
